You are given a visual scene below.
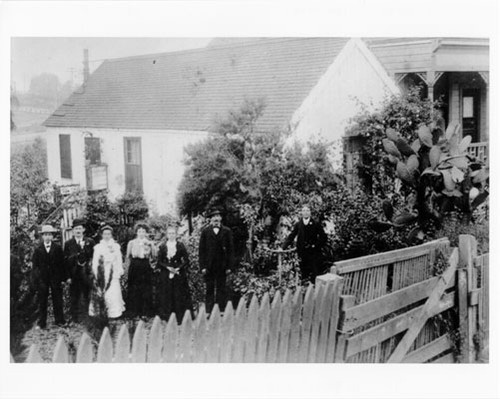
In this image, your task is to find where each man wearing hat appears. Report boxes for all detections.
[198,208,235,313]
[63,218,96,323]
[32,225,66,328]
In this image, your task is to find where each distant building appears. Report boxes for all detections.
[41,37,489,215]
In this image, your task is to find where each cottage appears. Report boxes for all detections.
[42,37,489,215]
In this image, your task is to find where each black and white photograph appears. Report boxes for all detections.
[2,1,499,399]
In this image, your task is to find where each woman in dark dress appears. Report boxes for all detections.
[157,226,193,323]
[125,223,155,318]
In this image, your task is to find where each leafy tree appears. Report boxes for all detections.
[178,99,343,259]
[10,88,19,131]
[10,137,52,224]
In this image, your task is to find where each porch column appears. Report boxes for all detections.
[448,75,460,126]
[478,72,489,142]
[426,70,435,102]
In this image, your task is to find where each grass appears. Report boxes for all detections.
[16,314,166,363]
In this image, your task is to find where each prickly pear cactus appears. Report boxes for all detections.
[372,121,488,244]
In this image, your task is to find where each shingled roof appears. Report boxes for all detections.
[44,38,350,132]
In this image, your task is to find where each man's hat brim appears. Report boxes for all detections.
[40,225,58,234]
[71,218,86,228]
[206,209,222,218]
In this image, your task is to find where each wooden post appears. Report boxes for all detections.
[457,268,469,363]
[459,234,478,362]
[334,295,356,363]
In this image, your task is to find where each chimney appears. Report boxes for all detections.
[83,49,89,85]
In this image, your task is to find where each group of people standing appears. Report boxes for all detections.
[32,205,327,330]
[31,208,236,329]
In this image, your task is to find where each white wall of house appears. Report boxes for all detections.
[290,38,400,168]
[44,127,208,215]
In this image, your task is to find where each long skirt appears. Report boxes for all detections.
[158,269,193,323]
[127,258,153,317]
[89,277,125,318]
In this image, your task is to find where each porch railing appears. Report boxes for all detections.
[467,142,488,164]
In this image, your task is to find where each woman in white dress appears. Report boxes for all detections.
[89,225,125,319]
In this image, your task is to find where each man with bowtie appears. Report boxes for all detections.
[63,218,95,323]
[199,208,235,313]
[32,225,67,329]
[283,204,327,284]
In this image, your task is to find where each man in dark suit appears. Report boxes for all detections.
[63,218,95,323]
[32,225,67,329]
[283,204,327,284]
[199,209,235,313]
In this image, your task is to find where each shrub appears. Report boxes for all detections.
[229,246,302,302]
[347,86,441,197]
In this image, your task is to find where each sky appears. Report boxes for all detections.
[11,37,212,92]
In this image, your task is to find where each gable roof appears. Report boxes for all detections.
[44,38,350,132]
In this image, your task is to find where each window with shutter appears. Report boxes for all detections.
[59,134,72,179]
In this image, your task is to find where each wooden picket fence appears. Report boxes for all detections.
[12,236,488,363]
[17,274,343,363]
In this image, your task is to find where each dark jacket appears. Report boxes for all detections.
[283,219,327,257]
[157,241,189,271]
[63,237,95,278]
[199,225,235,273]
[32,241,66,284]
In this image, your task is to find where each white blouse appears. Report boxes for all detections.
[92,238,124,280]
[166,240,177,259]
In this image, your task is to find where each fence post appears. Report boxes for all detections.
[458,234,478,362]
[457,268,469,363]
[334,295,356,363]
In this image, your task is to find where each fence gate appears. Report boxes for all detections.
[332,239,458,363]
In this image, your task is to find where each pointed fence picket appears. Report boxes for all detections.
[131,320,147,363]
[76,333,93,363]
[193,306,208,362]
[52,336,69,363]
[288,288,303,362]
[163,314,179,362]
[298,285,315,362]
[220,302,235,362]
[178,311,194,362]
[114,324,130,363]
[231,298,247,362]
[206,305,221,362]
[277,290,292,363]
[243,296,259,362]
[26,344,43,363]
[147,317,163,363]
[256,293,271,362]
[267,291,282,362]
[96,327,113,362]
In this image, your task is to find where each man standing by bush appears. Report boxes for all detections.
[63,218,95,323]
[32,225,67,329]
[199,209,235,313]
[283,205,327,284]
